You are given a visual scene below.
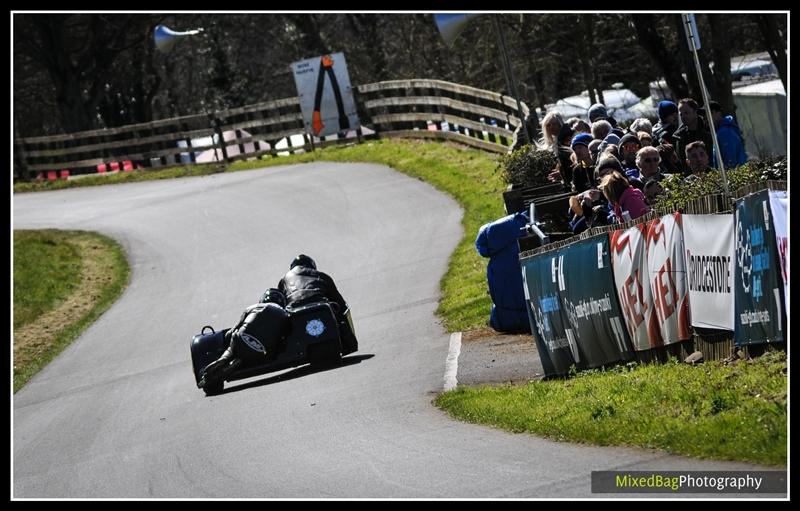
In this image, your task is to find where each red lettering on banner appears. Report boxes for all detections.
[654,258,678,322]
[648,310,664,348]
[623,270,645,328]
[679,293,691,340]
[648,218,666,247]
[611,230,630,256]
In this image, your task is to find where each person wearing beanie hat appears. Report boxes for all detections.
[570,133,595,193]
[587,102,619,128]
[594,154,624,183]
[588,103,608,123]
[570,132,593,148]
[618,132,641,148]
[618,133,642,171]
[657,100,678,122]
[597,132,620,155]
[653,100,679,146]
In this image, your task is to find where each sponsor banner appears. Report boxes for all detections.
[520,251,575,377]
[683,214,735,330]
[645,213,692,344]
[769,191,788,317]
[559,234,634,368]
[610,224,662,350]
[734,190,786,345]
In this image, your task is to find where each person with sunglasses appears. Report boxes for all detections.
[635,146,670,183]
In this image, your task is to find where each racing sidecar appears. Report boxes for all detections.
[191,301,358,396]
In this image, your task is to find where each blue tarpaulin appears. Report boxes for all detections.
[475,211,531,333]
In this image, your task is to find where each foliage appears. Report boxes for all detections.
[748,155,787,181]
[13,13,787,138]
[497,144,558,189]
[654,157,784,211]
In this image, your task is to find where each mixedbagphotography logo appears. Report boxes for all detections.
[591,471,786,494]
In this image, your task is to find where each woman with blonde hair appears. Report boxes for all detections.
[537,111,564,151]
[600,171,650,223]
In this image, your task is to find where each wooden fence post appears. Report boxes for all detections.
[209,112,229,164]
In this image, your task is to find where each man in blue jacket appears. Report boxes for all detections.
[708,100,748,169]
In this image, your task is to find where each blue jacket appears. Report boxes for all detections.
[475,211,531,333]
[713,115,748,169]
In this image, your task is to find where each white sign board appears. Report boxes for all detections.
[683,214,735,330]
[292,53,360,138]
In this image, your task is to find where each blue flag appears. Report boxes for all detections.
[434,13,481,48]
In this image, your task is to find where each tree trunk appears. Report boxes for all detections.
[579,15,598,106]
[706,14,735,115]
[756,14,787,89]
[672,14,703,101]
[631,14,689,100]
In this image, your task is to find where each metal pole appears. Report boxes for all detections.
[493,16,530,145]
[682,14,729,196]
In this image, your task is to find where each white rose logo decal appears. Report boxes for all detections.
[306,319,325,337]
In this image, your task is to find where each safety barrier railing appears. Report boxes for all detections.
[13,78,527,181]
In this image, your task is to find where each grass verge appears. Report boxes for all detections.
[13,230,130,392]
[434,352,787,466]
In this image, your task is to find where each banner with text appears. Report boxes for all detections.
[683,214,735,330]
[520,251,575,378]
[645,213,692,344]
[734,190,786,345]
[769,191,788,317]
[610,224,662,350]
[559,234,634,367]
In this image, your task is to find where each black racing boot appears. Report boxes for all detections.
[198,347,239,388]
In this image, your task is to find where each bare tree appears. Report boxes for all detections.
[756,14,787,89]
[630,14,690,101]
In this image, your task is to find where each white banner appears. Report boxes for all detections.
[769,191,788,316]
[610,225,661,350]
[683,214,735,330]
[645,213,692,344]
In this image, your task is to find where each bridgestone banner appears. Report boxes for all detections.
[683,214,735,330]
[610,224,661,351]
[558,235,634,368]
[769,191,788,317]
[645,213,691,345]
[734,190,786,345]
[520,251,575,378]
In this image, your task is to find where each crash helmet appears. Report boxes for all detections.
[290,254,316,270]
[260,287,286,307]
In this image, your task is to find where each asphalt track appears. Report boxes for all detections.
[13,162,779,498]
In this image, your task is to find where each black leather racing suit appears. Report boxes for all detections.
[277,265,347,312]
